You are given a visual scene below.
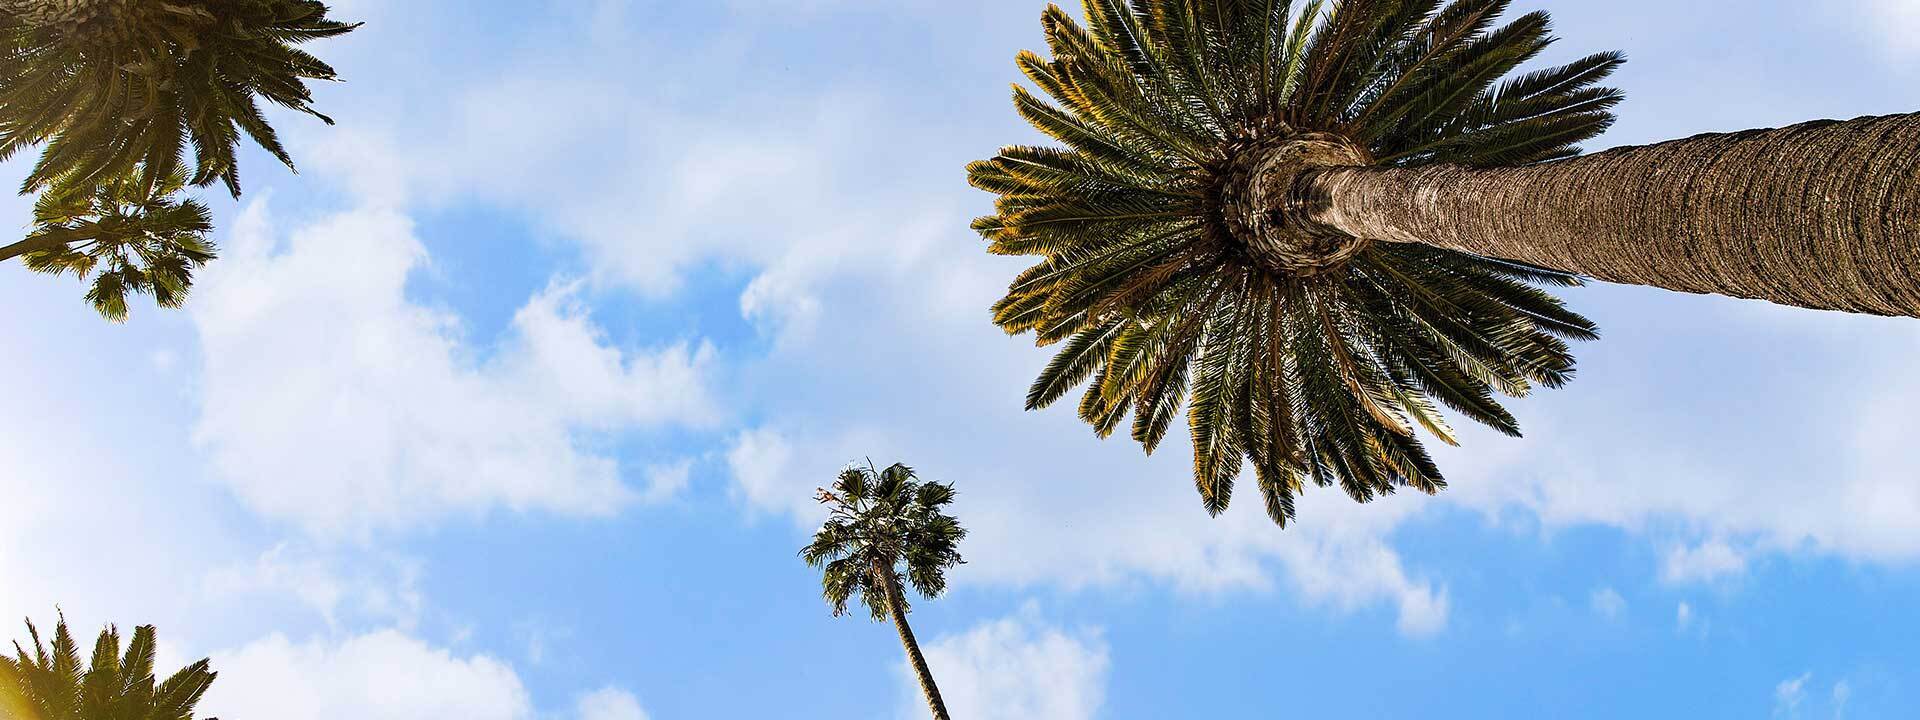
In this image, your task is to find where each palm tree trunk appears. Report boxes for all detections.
[1291,112,1920,317]
[0,0,121,28]
[879,568,951,720]
[0,235,63,263]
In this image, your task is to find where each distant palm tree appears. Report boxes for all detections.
[0,616,218,720]
[968,0,1920,525]
[802,462,966,720]
[0,0,357,318]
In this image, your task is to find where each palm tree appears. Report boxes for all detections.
[0,0,358,196]
[0,616,218,720]
[967,0,1920,525]
[0,0,356,317]
[801,462,966,720]
[7,170,215,321]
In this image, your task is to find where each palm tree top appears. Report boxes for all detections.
[801,462,966,621]
[2,615,218,720]
[969,0,1617,525]
[0,0,361,198]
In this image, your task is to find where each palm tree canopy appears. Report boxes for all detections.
[0,617,217,720]
[17,170,216,321]
[0,0,359,197]
[801,462,966,621]
[968,0,1618,525]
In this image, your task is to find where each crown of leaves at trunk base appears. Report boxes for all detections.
[967,0,1621,526]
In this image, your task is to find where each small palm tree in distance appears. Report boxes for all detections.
[802,461,966,720]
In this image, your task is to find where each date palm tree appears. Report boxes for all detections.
[0,0,357,196]
[0,0,356,318]
[801,462,966,720]
[968,0,1920,525]
[0,616,218,720]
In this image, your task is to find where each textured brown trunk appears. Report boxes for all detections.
[878,565,951,720]
[1291,112,1920,317]
[0,0,134,30]
[1,0,97,26]
[0,235,64,263]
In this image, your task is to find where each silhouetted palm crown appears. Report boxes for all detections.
[1,618,217,720]
[20,171,215,320]
[0,0,358,197]
[802,463,966,620]
[969,0,1618,525]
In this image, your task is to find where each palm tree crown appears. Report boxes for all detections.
[1,617,218,720]
[802,462,966,620]
[17,170,215,321]
[969,0,1617,525]
[0,0,359,197]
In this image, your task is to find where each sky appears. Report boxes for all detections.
[3,0,1919,718]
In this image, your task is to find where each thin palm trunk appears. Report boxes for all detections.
[879,565,951,720]
[1287,112,1920,317]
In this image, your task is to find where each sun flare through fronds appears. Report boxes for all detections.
[968,0,1619,525]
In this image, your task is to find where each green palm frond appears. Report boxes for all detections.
[801,462,967,621]
[17,170,215,321]
[0,0,359,198]
[1,615,216,720]
[971,0,1615,526]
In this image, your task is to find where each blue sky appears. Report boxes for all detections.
[3,1,1920,718]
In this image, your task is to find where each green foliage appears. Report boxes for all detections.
[17,171,215,321]
[970,0,1618,525]
[801,462,967,622]
[0,0,359,197]
[0,615,217,720]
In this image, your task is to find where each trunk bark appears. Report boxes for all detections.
[1293,112,1920,317]
[0,0,124,29]
[879,567,951,720]
[0,235,64,263]
[1,0,87,26]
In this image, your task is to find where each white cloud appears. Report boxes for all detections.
[639,459,695,504]
[1862,0,1920,56]
[1775,672,1812,718]
[903,609,1108,720]
[206,631,532,720]
[1662,539,1749,585]
[725,428,803,519]
[190,200,718,536]
[1590,587,1626,620]
[1676,602,1693,631]
[0,271,272,650]
[204,629,658,720]
[576,687,651,720]
[200,545,423,630]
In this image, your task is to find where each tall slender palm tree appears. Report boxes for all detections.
[968,0,1920,525]
[801,462,966,720]
[1,616,218,720]
[0,0,357,318]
